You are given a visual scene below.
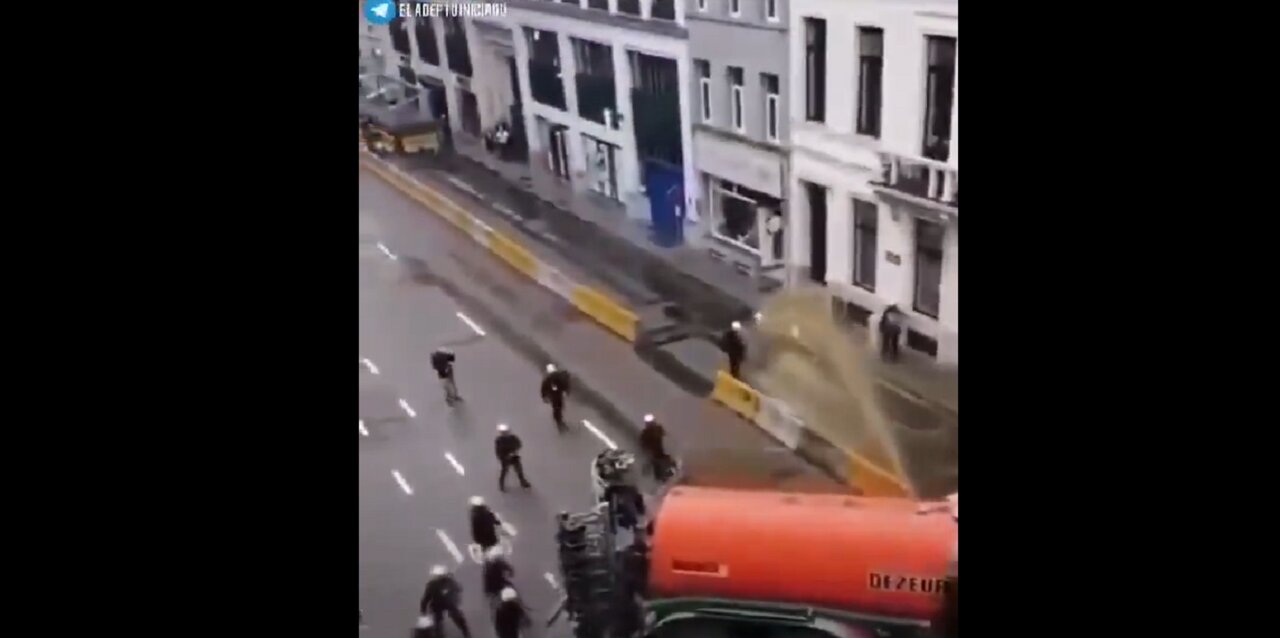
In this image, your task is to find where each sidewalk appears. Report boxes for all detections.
[392,147,958,417]
[360,166,846,494]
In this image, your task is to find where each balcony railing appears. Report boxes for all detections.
[529,60,567,110]
[576,73,616,125]
[873,152,958,211]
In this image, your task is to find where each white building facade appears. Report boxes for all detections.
[787,0,958,365]
[505,1,695,226]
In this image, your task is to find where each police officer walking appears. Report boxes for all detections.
[540,364,571,430]
[419,565,472,638]
[470,496,503,554]
[482,545,515,608]
[720,321,746,379]
[493,587,532,638]
[495,424,531,491]
[639,414,673,481]
[431,348,461,405]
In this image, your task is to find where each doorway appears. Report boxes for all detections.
[547,124,570,181]
[804,181,828,284]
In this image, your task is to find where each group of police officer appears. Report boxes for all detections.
[413,349,673,637]
[414,496,527,638]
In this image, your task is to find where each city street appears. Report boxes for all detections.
[360,205,624,638]
[360,168,845,637]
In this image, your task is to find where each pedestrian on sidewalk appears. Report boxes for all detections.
[431,347,461,405]
[494,423,531,491]
[878,305,903,362]
[420,565,471,638]
[720,322,747,379]
[540,364,571,430]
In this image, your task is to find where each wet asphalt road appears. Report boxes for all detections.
[359,191,631,638]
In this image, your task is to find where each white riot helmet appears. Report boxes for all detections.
[546,363,557,373]
[430,564,447,577]
[644,414,655,424]
[470,495,485,507]
[497,423,509,433]
[731,321,742,331]
[500,587,519,602]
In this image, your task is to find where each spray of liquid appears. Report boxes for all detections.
[750,290,917,497]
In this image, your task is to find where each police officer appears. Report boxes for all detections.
[493,587,531,638]
[720,321,746,379]
[494,424,531,491]
[540,364,571,430]
[639,414,671,480]
[419,565,471,638]
[431,348,461,405]
[482,545,515,607]
[469,496,503,554]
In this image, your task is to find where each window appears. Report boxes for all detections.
[617,0,640,16]
[762,73,779,142]
[856,27,883,137]
[588,0,608,9]
[766,0,778,21]
[652,0,676,20]
[913,219,944,318]
[922,36,957,161]
[697,0,706,11]
[804,18,827,122]
[696,59,712,123]
[414,18,440,66]
[852,199,878,290]
[728,66,744,132]
[389,17,411,57]
[730,0,741,17]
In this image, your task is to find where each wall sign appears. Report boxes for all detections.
[886,251,901,266]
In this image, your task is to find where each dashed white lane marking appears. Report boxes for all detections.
[361,358,381,375]
[436,529,465,564]
[391,470,414,495]
[581,419,618,450]
[398,399,417,419]
[444,453,465,476]
[544,572,559,590]
[377,242,399,261]
[455,312,486,337]
[359,420,369,437]
[877,380,931,407]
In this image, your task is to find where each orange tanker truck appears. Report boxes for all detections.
[554,450,958,638]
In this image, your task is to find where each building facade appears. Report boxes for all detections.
[686,0,791,281]
[469,1,698,239]
[787,0,958,365]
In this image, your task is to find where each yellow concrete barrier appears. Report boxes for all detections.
[489,231,540,280]
[711,370,762,422]
[848,450,912,497]
[570,286,639,343]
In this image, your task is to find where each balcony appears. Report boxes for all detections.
[576,73,616,125]
[529,60,567,110]
[871,151,958,215]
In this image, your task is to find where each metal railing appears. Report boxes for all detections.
[875,152,958,210]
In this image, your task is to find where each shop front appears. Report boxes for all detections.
[693,130,787,277]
